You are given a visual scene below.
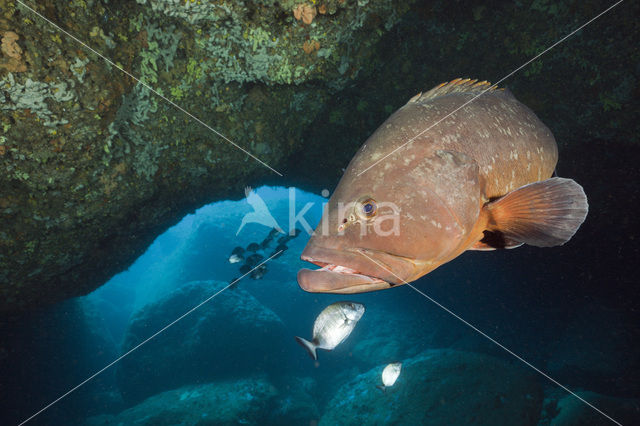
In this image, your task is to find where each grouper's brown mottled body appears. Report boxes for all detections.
[298,79,588,294]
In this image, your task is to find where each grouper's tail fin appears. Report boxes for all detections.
[295,336,318,360]
[484,177,588,247]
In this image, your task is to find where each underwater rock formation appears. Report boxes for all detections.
[539,389,639,426]
[115,280,289,404]
[319,349,543,425]
[86,377,278,426]
[268,376,321,425]
[1,0,638,313]
[0,0,414,312]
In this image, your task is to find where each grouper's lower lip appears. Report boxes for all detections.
[297,266,391,294]
[297,244,405,294]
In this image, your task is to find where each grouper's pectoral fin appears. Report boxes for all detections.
[481,177,588,247]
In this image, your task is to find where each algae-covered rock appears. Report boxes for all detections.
[115,280,290,404]
[0,0,415,312]
[319,349,543,426]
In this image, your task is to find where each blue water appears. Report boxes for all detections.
[3,185,638,425]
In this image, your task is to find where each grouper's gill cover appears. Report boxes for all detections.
[298,78,588,294]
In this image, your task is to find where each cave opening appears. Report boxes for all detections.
[83,186,327,343]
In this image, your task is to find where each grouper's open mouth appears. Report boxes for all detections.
[297,262,390,294]
[297,245,417,294]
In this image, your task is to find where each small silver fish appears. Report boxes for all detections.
[295,301,365,360]
[228,246,245,264]
[377,362,402,392]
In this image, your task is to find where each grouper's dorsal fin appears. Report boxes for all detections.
[408,78,501,104]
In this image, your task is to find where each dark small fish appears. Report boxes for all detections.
[270,251,282,259]
[268,227,281,238]
[239,264,251,274]
[277,235,292,245]
[251,264,267,280]
[260,237,273,250]
[246,253,264,267]
[228,246,245,264]
[228,277,240,290]
[246,242,260,252]
[270,244,288,259]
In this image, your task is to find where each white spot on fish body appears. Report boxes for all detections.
[429,220,443,229]
[370,151,382,161]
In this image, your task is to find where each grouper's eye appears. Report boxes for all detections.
[357,197,377,220]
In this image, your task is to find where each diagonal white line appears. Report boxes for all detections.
[357,0,625,177]
[357,250,622,426]
[15,0,283,177]
[18,250,283,426]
